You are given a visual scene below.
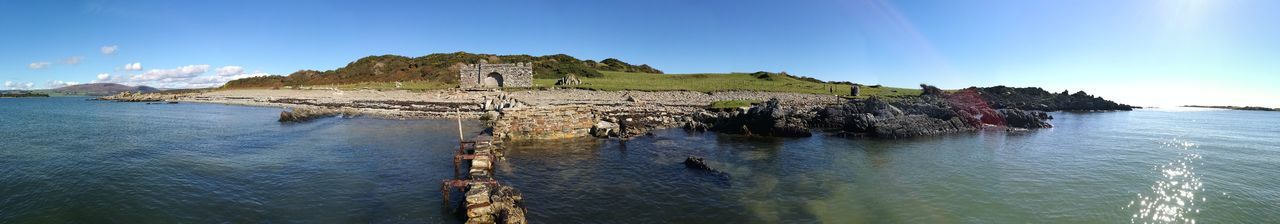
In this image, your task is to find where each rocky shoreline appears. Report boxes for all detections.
[97,87,1131,140]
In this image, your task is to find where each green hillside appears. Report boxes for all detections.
[222,52,661,89]
[220,52,915,98]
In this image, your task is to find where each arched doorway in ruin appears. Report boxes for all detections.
[482,72,505,87]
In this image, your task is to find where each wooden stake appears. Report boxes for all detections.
[457,108,464,141]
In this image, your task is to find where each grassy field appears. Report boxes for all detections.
[534,71,920,98]
[262,71,920,98]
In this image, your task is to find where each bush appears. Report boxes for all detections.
[920,84,944,96]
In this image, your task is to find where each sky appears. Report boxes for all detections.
[1,0,1276,107]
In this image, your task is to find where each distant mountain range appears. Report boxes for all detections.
[52,83,159,96]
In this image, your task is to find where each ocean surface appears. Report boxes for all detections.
[2,97,1278,223]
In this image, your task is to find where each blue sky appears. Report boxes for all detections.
[1,0,1276,107]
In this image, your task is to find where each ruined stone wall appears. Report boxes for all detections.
[459,62,534,88]
[493,105,598,140]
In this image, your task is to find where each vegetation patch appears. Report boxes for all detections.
[222,52,662,89]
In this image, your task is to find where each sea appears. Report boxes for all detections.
[2,97,1277,223]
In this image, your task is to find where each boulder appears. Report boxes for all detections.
[742,98,812,137]
[554,74,582,86]
[489,185,527,224]
[590,120,618,138]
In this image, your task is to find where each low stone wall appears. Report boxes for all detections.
[493,106,598,140]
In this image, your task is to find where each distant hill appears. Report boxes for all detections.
[222,52,662,89]
[54,83,159,96]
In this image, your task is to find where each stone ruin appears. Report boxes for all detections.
[554,74,581,86]
[460,60,533,89]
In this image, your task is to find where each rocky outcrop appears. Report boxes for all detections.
[973,86,1135,111]
[278,107,356,122]
[997,109,1053,129]
[97,91,178,102]
[866,115,975,139]
[695,98,814,137]
[743,99,813,137]
[487,87,1056,140]
[814,96,978,139]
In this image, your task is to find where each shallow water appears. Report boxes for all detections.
[2,97,1278,223]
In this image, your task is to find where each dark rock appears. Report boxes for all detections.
[920,84,944,96]
[684,156,713,170]
[279,107,347,123]
[683,156,730,180]
[972,86,1134,111]
[689,98,813,137]
[742,99,813,137]
[813,96,995,138]
[997,109,1053,129]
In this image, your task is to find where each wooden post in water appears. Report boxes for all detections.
[456,108,464,141]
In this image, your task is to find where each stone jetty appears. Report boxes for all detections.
[441,129,527,224]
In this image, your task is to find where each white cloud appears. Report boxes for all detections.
[62,56,84,65]
[123,62,142,71]
[101,64,270,89]
[215,66,244,76]
[4,81,35,90]
[28,62,51,69]
[101,45,118,55]
[46,80,80,88]
[129,65,209,82]
[185,71,273,88]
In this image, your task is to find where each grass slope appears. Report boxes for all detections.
[535,71,920,97]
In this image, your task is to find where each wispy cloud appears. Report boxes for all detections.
[3,81,35,90]
[63,56,84,65]
[101,45,118,55]
[46,80,80,88]
[215,66,244,76]
[28,62,51,69]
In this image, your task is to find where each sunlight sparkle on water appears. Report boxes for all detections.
[1127,139,1203,224]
